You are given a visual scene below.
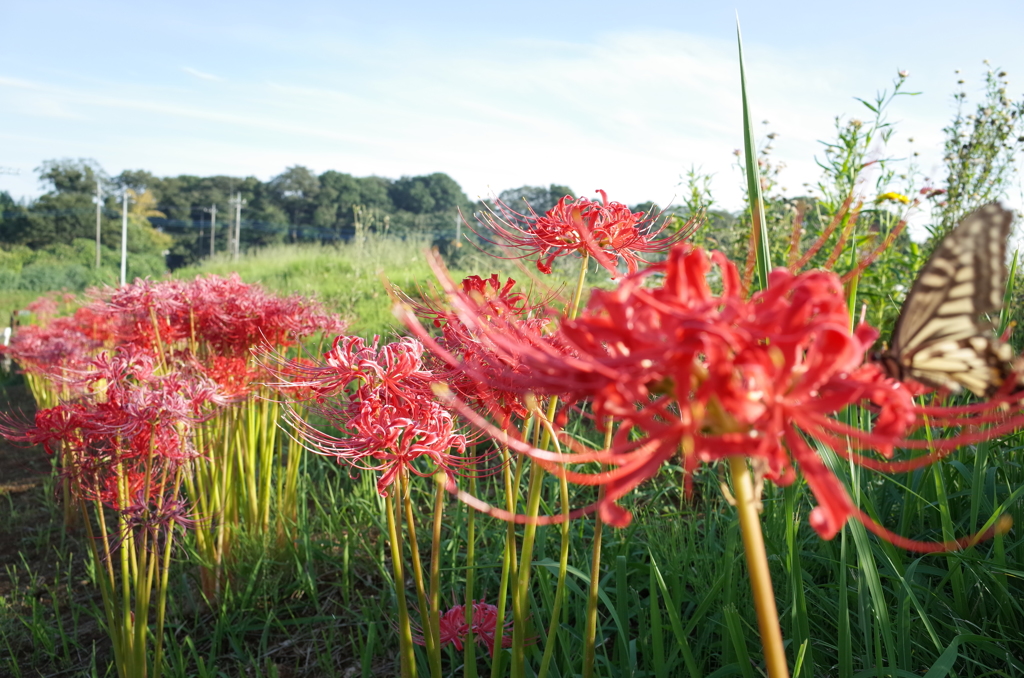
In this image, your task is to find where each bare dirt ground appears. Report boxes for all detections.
[0,380,109,674]
[0,380,52,587]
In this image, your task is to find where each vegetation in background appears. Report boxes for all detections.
[2,62,1024,678]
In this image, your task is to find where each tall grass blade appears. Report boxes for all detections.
[648,551,702,678]
[736,16,771,291]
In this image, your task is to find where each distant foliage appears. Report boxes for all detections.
[930,64,1024,239]
[495,184,576,216]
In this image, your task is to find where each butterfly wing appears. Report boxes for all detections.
[885,203,1013,396]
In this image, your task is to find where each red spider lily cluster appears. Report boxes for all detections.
[95,274,341,357]
[404,243,1024,551]
[473,190,692,279]
[399,273,559,428]
[1,347,205,523]
[0,307,114,390]
[274,335,478,495]
[413,601,515,657]
[2,275,346,532]
[2,274,345,402]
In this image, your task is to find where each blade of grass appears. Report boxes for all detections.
[737,15,771,292]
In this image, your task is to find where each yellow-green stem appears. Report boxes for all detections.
[385,492,417,678]
[490,446,520,678]
[581,492,604,678]
[84,500,125,675]
[429,472,446,678]
[464,472,478,678]
[569,251,590,318]
[580,421,614,678]
[538,452,572,678]
[402,471,439,673]
[728,456,789,678]
[511,463,544,677]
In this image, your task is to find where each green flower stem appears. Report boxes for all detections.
[581,495,604,678]
[429,472,446,678]
[152,469,182,678]
[728,456,789,678]
[581,422,614,678]
[83,499,124,675]
[490,445,520,678]
[385,492,417,678]
[464,472,478,678]
[570,251,591,318]
[537,468,570,678]
[401,470,440,675]
[511,462,545,677]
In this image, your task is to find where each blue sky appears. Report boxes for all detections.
[2,0,1023,213]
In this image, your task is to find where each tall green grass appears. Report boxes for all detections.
[4,224,1024,677]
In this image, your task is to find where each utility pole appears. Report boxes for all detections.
[454,212,462,248]
[95,183,103,268]
[203,204,217,258]
[120,190,130,286]
[229,193,246,261]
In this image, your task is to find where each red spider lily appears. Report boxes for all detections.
[473,190,692,279]
[181,273,345,355]
[1,347,206,511]
[86,274,345,359]
[413,600,515,657]
[404,244,1024,552]
[25,295,60,322]
[0,314,104,385]
[396,273,558,427]
[274,336,484,495]
[111,494,196,553]
[197,354,265,401]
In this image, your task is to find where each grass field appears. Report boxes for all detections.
[2,233,1024,678]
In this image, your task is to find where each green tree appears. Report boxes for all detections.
[312,171,396,238]
[12,160,109,248]
[38,158,107,195]
[496,184,575,215]
[268,166,320,235]
[115,169,159,195]
[390,173,469,215]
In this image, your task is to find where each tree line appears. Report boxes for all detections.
[0,161,581,287]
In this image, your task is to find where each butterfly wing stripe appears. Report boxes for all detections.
[891,204,1011,352]
[899,316,979,352]
[884,203,1014,397]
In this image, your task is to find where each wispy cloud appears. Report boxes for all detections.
[0,28,981,212]
[182,67,223,82]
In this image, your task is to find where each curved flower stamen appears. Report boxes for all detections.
[404,243,1024,551]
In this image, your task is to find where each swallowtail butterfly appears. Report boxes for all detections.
[877,203,1015,397]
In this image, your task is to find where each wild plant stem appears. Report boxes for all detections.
[385,492,417,678]
[428,472,446,678]
[581,491,604,678]
[401,470,440,675]
[580,421,615,678]
[464,473,478,678]
[491,446,520,678]
[537,469,569,678]
[511,464,544,677]
[729,456,789,678]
